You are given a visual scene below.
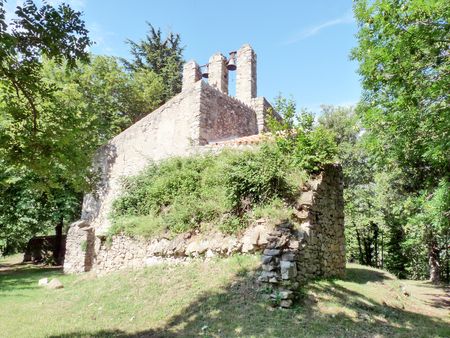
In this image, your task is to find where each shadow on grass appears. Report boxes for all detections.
[344,266,392,283]
[47,265,449,338]
[0,264,63,293]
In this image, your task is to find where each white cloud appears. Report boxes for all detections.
[284,9,354,45]
[87,22,116,55]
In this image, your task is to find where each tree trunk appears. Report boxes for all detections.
[356,227,364,264]
[53,219,63,265]
[373,223,379,267]
[428,239,440,284]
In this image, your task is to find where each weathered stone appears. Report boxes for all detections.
[278,290,294,300]
[280,299,293,308]
[38,278,48,286]
[261,255,272,264]
[280,261,297,280]
[289,240,300,250]
[262,264,276,271]
[268,277,278,283]
[47,278,63,289]
[263,249,280,256]
[281,252,296,261]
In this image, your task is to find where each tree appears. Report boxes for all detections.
[122,23,184,102]
[0,54,166,258]
[0,0,91,186]
[352,0,450,282]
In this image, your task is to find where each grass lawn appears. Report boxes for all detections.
[0,254,448,338]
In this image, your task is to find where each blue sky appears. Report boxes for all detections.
[6,0,361,113]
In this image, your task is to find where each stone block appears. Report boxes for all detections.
[263,249,280,256]
[261,255,273,264]
[280,299,293,308]
[281,252,296,261]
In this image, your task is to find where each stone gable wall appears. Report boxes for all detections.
[80,82,204,236]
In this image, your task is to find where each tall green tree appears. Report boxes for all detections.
[352,0,450,282]
[122,23,184,102]
[0,0,92,186]
[0,54,165,257]
[0,0,92,259]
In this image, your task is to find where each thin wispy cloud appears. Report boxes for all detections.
[284,9,354,45]
[88,22,116,54]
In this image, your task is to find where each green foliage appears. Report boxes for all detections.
[268,96,338,173]
[111,147,308,237]
[112,153,230,236]
[351,0,450,282]
[251,198,292,224]
[225,145,293,211]
[0,162,81,254]
[0,0,92,183]
[0,2,170,254]
[402,179,450,279]
[352,0,449,185]
[122,23,184,101]
[219,215,248,235]
[0,1,91,254]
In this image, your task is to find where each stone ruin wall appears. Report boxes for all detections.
[79,82,204,237]
[258,164,345,307]
[65,164,345,298]
[64,44,345,299]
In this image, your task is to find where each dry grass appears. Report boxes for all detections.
[0,255,448,338]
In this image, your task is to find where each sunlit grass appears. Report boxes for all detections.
[0,256,448,338]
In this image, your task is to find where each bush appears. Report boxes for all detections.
[268,96,338,172]
[110,96,338,238]
[225,145,293,212]
[111,146,308,238]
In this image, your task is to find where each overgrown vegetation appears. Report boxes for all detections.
[350,0,449,283]
[111,147,298,237]
[0,1,183,255]
[111,98,336,238]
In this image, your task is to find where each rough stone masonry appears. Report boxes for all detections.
[63,44,345,304]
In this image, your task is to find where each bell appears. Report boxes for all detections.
[227,51,237,71]
[202,64,209,78]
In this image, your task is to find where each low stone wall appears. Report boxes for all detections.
[65,220,272,274]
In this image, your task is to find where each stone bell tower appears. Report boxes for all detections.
[236,44,257,105]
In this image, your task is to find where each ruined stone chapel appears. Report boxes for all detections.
[63,45,345,304]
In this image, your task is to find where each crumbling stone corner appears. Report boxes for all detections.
[63,220,95,274]
[258,164,345,308]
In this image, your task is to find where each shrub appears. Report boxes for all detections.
[111,147,307,238]
[268,96,338,173]
[225,145,293,212]
[110,96,338,238]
